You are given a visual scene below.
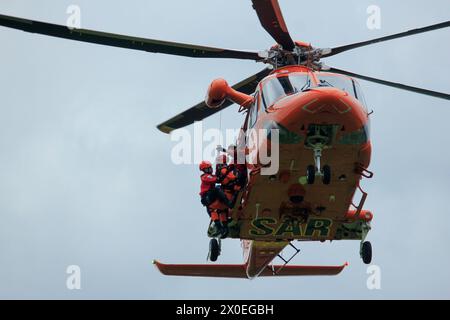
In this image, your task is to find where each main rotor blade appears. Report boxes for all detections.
[328,67,450,100]
[157,68,272,134]
[0,14,262,60]
[323,20,450,57]
[251,0,296,51]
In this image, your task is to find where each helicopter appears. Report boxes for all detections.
[1,0,449,279]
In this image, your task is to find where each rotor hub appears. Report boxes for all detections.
[258,44,332,70]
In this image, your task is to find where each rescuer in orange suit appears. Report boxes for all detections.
[199,161,234,214]
[212,157,239,238]
[199,160,236,237]
[218,144,247,207]
[215,154,229,183]
[220,168,239,228]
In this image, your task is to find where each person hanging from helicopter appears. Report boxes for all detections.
[211,148,244,237]
[199,160,234,214]
[215,144,248,208]
[208,157,240,239]
[199,160,237,238]
[220,165,240,202]
[217,151,240,221]
[215,153,229,183]
[227,144,247,190]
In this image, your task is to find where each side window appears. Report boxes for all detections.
[248,91,259,128]
[353,80,369,112]
[256,91,264,117]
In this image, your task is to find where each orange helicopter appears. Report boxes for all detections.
[1,0,449,279]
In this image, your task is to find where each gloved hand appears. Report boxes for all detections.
[226,172,237,181]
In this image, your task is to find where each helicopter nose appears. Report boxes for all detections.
[299,88,352,115]
[275,88,362,131]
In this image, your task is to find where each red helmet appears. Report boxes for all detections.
[199,161,212,171]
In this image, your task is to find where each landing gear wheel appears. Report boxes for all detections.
[209,239,220,262]
[361,241,372,264]
[322,165,331,185]
[307,165,315,184]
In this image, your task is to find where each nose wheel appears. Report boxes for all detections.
[306,147,331,185]
[306,165,315,184]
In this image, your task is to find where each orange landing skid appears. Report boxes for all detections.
[153,260,347,278]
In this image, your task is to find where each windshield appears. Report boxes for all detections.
[262,73,309,108]
[316,74,356,98]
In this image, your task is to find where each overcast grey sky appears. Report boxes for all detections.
[0,0,449,299]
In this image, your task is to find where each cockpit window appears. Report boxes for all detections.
[262,73,309,108]
[316,74,356,99]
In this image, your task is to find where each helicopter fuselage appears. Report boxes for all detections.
[232,65,373,277]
